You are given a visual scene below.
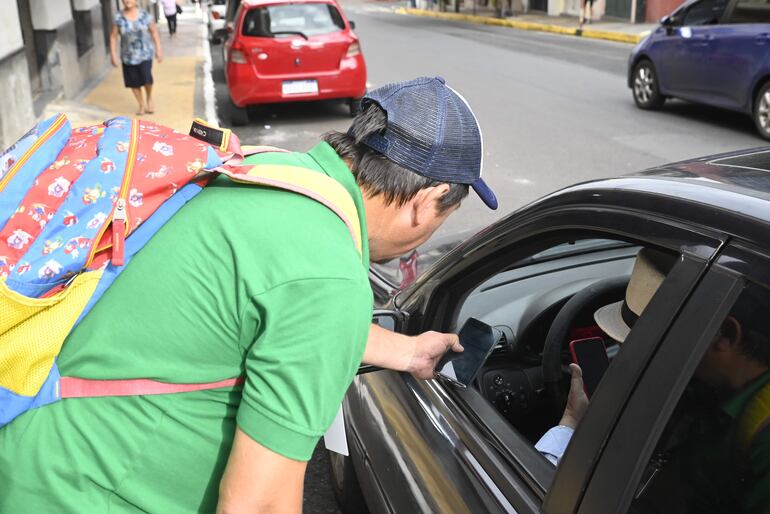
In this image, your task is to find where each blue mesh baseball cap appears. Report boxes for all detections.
[358,76,498,210]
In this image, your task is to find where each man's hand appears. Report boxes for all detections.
[559,364,589,429]
[363,324,463,379]
[407,331,463,379]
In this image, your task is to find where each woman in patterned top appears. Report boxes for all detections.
[109,0,163,115]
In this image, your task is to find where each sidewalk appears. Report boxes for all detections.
[43,6,212,132]
[395,6,657,44]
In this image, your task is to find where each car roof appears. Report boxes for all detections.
[241,0,339,8]
[530,146,770,249]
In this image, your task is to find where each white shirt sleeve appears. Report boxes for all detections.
[534,425,575,466]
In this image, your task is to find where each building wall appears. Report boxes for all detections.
[0,50,36,150]
[645,0,683,21]
[0,0,35,149]
[0,0,114,148]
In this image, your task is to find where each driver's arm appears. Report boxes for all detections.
[535,364,588,465]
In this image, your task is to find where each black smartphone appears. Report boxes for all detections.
[569,337,610,398]
[436,318,501,388]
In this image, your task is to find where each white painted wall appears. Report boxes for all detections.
[73,0,101,10]
[30,0,73,30]
[0,0,24,61]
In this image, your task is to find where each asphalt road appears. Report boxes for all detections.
[209,4,764,511]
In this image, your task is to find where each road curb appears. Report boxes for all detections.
[394,8,642,44]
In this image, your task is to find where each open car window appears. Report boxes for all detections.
[450,234,682,489]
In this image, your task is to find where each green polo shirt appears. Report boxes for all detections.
[0,142,372,513]
[683,371,770,514]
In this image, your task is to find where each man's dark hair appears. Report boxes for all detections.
[729,285,770,367]
[323,103,469,213]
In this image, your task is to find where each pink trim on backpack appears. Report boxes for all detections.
[59,376,244,398]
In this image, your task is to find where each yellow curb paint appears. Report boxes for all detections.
[396,7,643,44]
[84,56,200,132]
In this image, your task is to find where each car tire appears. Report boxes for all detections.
[328,450,369,514]
[632,60,665,110]
[753,82,770,141]
[225,98,249,127]
[348,98,362,117]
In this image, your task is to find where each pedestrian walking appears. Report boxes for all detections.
[109,0,163,116]
[0,76,496,513]
[160,0,181,36]
[580,0,595,27]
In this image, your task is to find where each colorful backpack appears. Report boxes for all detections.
[0,114,362,427]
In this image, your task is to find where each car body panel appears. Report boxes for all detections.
[208,0,227,39]
[348,148,770,514]
[223,0,366,107]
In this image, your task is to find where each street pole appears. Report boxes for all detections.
[473,0,476,15]
[630,0,637,23]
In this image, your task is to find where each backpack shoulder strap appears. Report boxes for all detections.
[737,379,770,454]
[216,163,363,259]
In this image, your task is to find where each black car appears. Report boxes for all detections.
[330,147,770,514]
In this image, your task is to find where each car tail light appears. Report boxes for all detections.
[212,11,222,19]
[230,48,248,64]
[346,41,361,57]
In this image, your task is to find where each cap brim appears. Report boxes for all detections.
[593,300,630,343]
[472,178,498,210]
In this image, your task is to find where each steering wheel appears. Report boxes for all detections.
[541,276,629,421]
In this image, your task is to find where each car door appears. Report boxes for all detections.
[349,194,725,514]
[574,242,770,513]
[663,0,731,101]
[709,0,770,112]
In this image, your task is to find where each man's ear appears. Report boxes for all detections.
[713,316,742,353]
[411,184,450,226]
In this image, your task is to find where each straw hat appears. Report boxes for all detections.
[594,248,676,343]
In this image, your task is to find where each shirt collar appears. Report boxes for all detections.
[306,142,369,265]
[722,369,770,419]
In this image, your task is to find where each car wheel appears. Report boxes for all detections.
[753,82,770,141]
[328,450,369,514]
[348,98,362,117]
[225,98,249,127]
[632,60,665,110]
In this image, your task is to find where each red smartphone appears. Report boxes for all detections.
[568,337,610,399]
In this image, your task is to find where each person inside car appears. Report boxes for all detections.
[535,248,770,514]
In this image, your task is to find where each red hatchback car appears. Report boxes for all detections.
[223,0,367,124]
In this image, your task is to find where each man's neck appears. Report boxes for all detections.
[729,363,770,392]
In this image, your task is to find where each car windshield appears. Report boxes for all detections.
[242,3,345,38]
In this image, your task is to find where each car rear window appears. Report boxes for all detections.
[242,3,345,38]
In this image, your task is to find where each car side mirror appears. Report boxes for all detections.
[349,20,356,30]
[660,14,673,25]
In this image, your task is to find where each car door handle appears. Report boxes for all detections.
[757,33,770,45]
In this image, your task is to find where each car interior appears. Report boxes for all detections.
[438,232,770,513]
[444,234,695,512]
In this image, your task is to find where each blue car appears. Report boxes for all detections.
[628,0,770,139]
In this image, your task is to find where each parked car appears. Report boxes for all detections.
[628,0,770,140]
[332,147,770,514]
[222,0,366,125]
[207,0,228,43]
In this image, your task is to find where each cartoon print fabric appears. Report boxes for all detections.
[0,116,221,295]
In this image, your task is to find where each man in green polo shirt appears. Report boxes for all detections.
[0,77,498,513]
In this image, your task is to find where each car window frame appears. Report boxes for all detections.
[575,240,770,513]
[723,0,770,23]
[396,198,725,513]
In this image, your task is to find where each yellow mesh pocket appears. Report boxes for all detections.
[0,270,103,396]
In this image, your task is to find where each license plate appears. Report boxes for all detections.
[282,80,318,95]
